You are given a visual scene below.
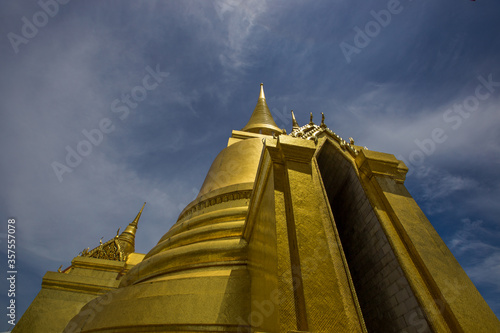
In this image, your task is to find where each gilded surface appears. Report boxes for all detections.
[79,230,126,261]
[197,138,264,197]
[289,112,358,156]
[15,84,500,333]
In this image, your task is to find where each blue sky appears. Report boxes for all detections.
[0,0,499,330]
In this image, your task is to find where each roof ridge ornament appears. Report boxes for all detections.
[289,111,359,157]
[79,202,146,262]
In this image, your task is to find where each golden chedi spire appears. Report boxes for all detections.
[118,202,146,257]
[241,83,283,135]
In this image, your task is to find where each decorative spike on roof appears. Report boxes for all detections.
[289,112,359,157]
[118,202,146,256]
[79,228,127,261]
[241,83,283,135]
[129,202,146,229]
[79,202,146,262]
[291,110,299,131]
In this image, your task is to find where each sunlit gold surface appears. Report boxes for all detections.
[245,136,367,332]
[197,138,264,198]
[13,254,145,333]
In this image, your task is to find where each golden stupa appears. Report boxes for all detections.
[14,84,500,333]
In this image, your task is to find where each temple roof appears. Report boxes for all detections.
[79,202,146,261]
[289,112,360,157]
[241,83,283,135]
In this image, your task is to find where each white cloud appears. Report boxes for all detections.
[449,218,500,285]
[466,252,500,292]
[212,0,268,71]
[418,169,476,200]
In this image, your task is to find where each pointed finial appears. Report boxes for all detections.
[118,202,146,257]
[259,83,265,99]
[321,112,326,128]
[291,110,299,130]
[309,112,314,125]
[130,202,146,228]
